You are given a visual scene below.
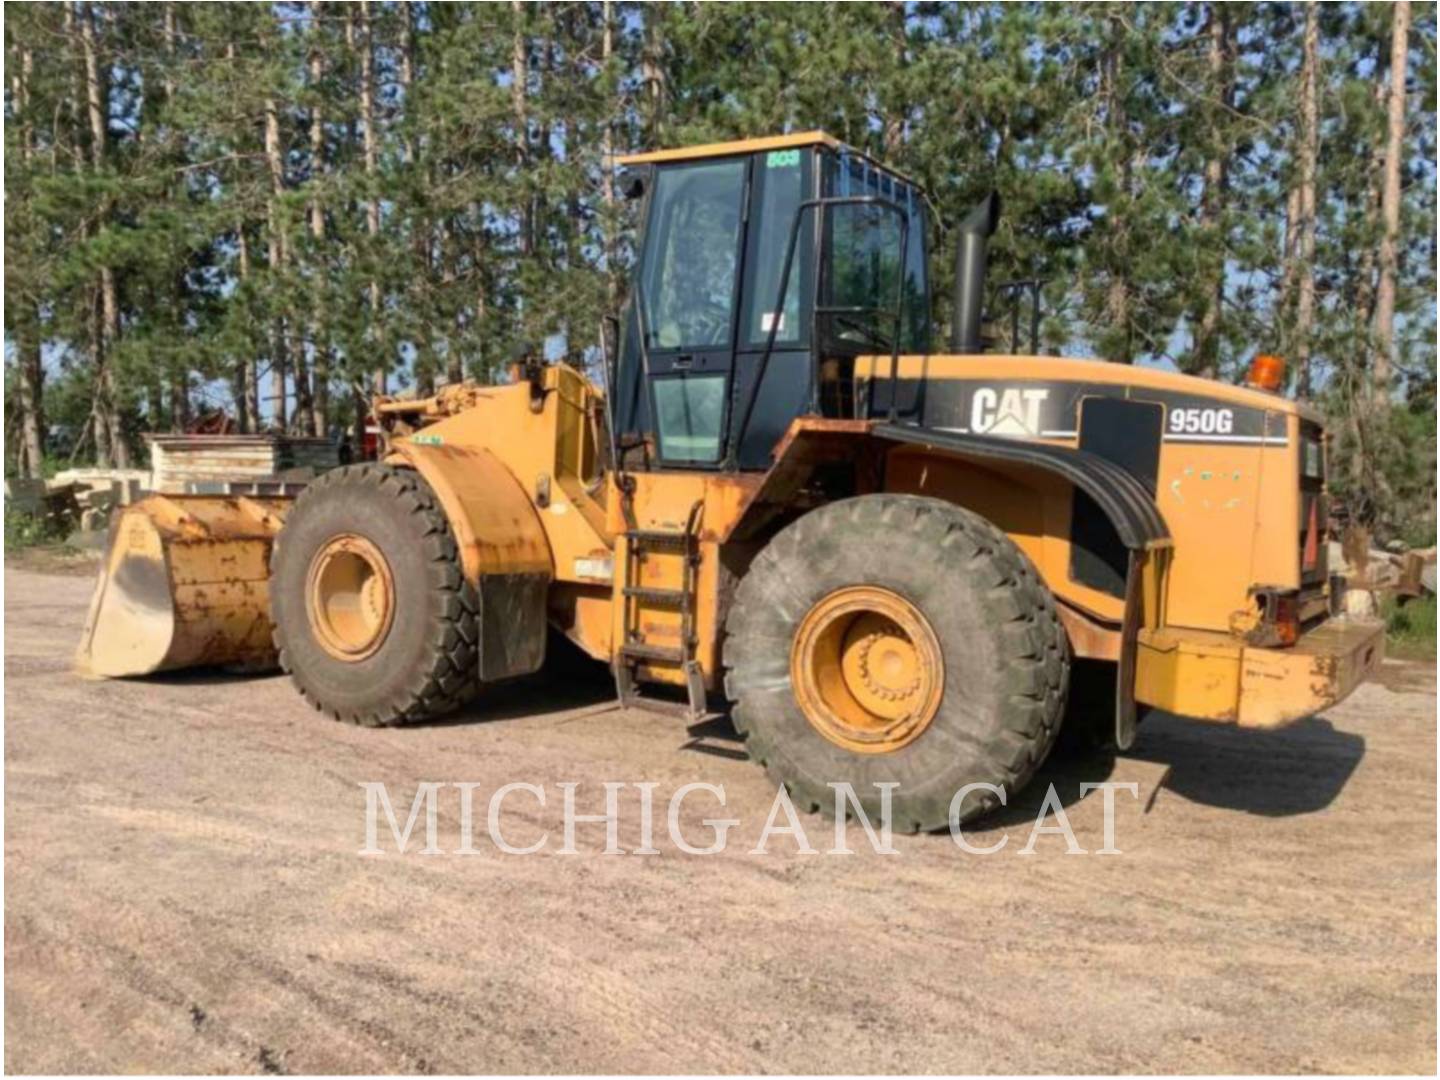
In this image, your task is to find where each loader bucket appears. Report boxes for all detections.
[76,495,293,678]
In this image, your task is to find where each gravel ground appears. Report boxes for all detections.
[5,565,1435,1074]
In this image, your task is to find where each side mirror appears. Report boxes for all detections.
[619,167,648,201]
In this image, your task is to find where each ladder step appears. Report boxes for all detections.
[627,529,692,551]
[621,642,686,664]
[623,586,687,608]
[623,694,703,721]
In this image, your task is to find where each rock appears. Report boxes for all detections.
[77,485,116,511]
[4,478,48,515]
[1365,550,1402,590]
[1343,589,1378,619]
[1327,539,1350,575]
[80,507,110,533]
[116,477,146,505]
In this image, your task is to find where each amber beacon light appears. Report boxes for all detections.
[1245,353,1287,393]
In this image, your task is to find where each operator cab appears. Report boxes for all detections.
[612,132,930,471]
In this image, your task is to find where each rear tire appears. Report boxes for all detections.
[270,464,479,726]
[723,494,1069,830]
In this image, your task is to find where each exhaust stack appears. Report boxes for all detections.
[950,192,1002,354]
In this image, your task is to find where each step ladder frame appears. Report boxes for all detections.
[614,500,715,722]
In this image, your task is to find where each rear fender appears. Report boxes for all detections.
[388,442,553,680]
[725,418,1174,748]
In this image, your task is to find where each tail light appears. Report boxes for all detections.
[1244,588,1301,647]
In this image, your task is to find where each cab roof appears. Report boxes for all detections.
[616,130,924,192]
[616,130,839,166]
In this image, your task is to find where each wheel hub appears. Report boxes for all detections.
[790,586,944,754]
[305,534,395,661]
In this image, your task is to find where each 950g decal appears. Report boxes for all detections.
[1167,406,1234,436]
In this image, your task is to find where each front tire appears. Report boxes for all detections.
[723,494,1069,831]
[270,464,479,726]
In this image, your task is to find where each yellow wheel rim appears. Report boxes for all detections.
[790,586,944,754]
[305,534,395,661]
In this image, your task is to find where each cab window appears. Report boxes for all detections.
[639,159,746,351]
[741,149,810,347]
[822,153,930,353]
[653,374,727,463]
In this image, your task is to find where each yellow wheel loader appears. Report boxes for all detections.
[77,132,1384,829]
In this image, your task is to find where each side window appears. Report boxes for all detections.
[823,204,907,352]
[821,154,929,353]
[640,159,747,351]
[742,149,808,346]
[653,374,727,463]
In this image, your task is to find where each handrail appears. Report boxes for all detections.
[994,278,1045,355]
[597,315,623,474]
[726,194,910,468]
[623,281,657,456]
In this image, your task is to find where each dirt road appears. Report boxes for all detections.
[5,564,1435,1074]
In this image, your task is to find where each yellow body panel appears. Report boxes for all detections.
[1136,618,1383,728]
[387,367,611,585]
[859,353,1314,632]
[388,440,553,580]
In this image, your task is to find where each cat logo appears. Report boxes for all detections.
[970,387,1050,437]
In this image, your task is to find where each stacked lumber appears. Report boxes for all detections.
[146,434,339,494]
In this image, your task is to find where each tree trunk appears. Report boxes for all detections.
[80,3,128,467]
[358,0,385,396]
[308,0,330,436]
[163,3,190,432]
[511,1,531,259]
[1372,0,1410,403]
[1293,0,1320,396]
[16,313,45,479]
[400,3,436,397]
[1278,185,1300,339]
[601,0,620,310]
[237,222,261,432]
[1101,20,1133,364]
[641,5,666,145]
[1193,3,1232,380]
[11,40,46,476]
[264,92,300,431]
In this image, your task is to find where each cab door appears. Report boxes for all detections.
[635,156,751,467]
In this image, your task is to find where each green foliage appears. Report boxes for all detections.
[1384,593,1437,659]
[3,1,1436,539]
[4,506,72,550]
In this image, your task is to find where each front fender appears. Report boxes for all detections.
[388,441,553,680]
[388,441,552,582]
